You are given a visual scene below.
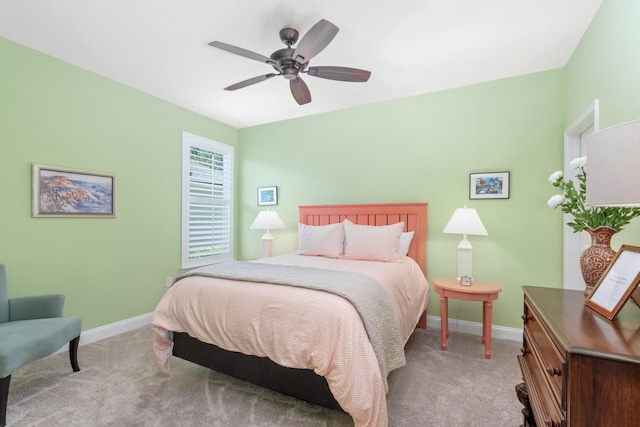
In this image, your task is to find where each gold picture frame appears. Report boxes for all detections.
[584,244,640,320]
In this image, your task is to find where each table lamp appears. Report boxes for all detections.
[585,119,640,305]
[249,210,286,258]
[586,119,640,207]
[443,206,488,282]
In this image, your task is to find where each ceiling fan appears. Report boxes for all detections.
[209,19,371,105]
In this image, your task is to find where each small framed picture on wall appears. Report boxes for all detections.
[257,186,278,206]
[469,171,510,200]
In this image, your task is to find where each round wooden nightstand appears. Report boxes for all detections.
[432,278,502,359]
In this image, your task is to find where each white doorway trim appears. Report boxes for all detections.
[562,100,599,290]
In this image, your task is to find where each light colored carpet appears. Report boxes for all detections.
[6,325,523,426]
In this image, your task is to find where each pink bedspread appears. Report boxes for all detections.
[152,254,429,427]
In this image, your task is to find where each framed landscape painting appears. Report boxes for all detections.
[32,164,116,217]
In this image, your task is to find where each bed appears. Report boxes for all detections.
[152,203,429,427]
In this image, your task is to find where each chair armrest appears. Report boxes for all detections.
[8,294,65,321]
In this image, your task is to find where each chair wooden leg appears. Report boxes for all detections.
[1,375,10,427]
[69,336,81,372]
[0,337,79,426]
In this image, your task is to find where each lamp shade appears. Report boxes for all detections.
[442,207,488,236]
[249,210,286,230]
[586,119,640,207]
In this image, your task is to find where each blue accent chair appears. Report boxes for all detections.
[0,264,81,426]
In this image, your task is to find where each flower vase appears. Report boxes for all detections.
[580,226,617,297]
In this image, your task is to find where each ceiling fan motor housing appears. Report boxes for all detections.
[270,47,305,79]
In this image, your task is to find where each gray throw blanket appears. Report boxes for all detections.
[176,261,406,391]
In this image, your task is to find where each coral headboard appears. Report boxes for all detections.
[299,203,428,276]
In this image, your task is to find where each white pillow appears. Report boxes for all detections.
[398,231,414,256]
[343,220,404,262]
[297,222,345,258]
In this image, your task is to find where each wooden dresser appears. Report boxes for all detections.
[517,286,640,427]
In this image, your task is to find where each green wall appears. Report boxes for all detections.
[566,0,640,127]
[565,0,640,250]
[239,70,567,329]
[2,0,638,332]
[0,37,239,330]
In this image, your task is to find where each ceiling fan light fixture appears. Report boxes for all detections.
[282,70,297,80]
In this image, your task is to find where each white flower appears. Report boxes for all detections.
[547,194,565,209]
[548,170,563,183]
[569,157,587,169]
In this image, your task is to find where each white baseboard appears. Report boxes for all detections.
[79,312,154,346]
[426,314,523,342]
[55,312,153,354]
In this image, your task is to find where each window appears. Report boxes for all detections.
[181,132,234,269]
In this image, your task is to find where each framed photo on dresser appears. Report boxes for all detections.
[585,244,640,320]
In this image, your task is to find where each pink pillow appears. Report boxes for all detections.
[343,220,404,262]
[297,222,345,258]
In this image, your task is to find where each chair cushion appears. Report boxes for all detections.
[0,317,81,378]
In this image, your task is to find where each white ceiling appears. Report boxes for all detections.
[0,0,603,129]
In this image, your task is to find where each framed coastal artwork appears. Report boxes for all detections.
[469,171,510,200]
[32,164,116,217]
[257,186,278,206]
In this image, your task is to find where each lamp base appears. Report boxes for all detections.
[260,232,274,258]
[457,236,473,281]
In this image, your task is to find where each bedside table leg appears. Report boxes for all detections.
[483,300,493,359]
[481,300,486,344]
[440,295,448,351]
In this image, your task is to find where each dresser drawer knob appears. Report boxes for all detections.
[521,313,533,323]
[545,365,562,377]
[520,347,530,356]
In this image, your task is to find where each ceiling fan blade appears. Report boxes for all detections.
[209,41,274,65]
[306,66,371,82]
[224,74,277,91]
[292,19,339,64]
[290,78,311,105]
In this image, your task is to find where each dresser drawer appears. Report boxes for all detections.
[518,350,563,427]
[524,300,565,407]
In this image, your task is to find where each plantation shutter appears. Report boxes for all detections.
[182,132,234,268]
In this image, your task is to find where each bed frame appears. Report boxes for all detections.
[172,202,428,411]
